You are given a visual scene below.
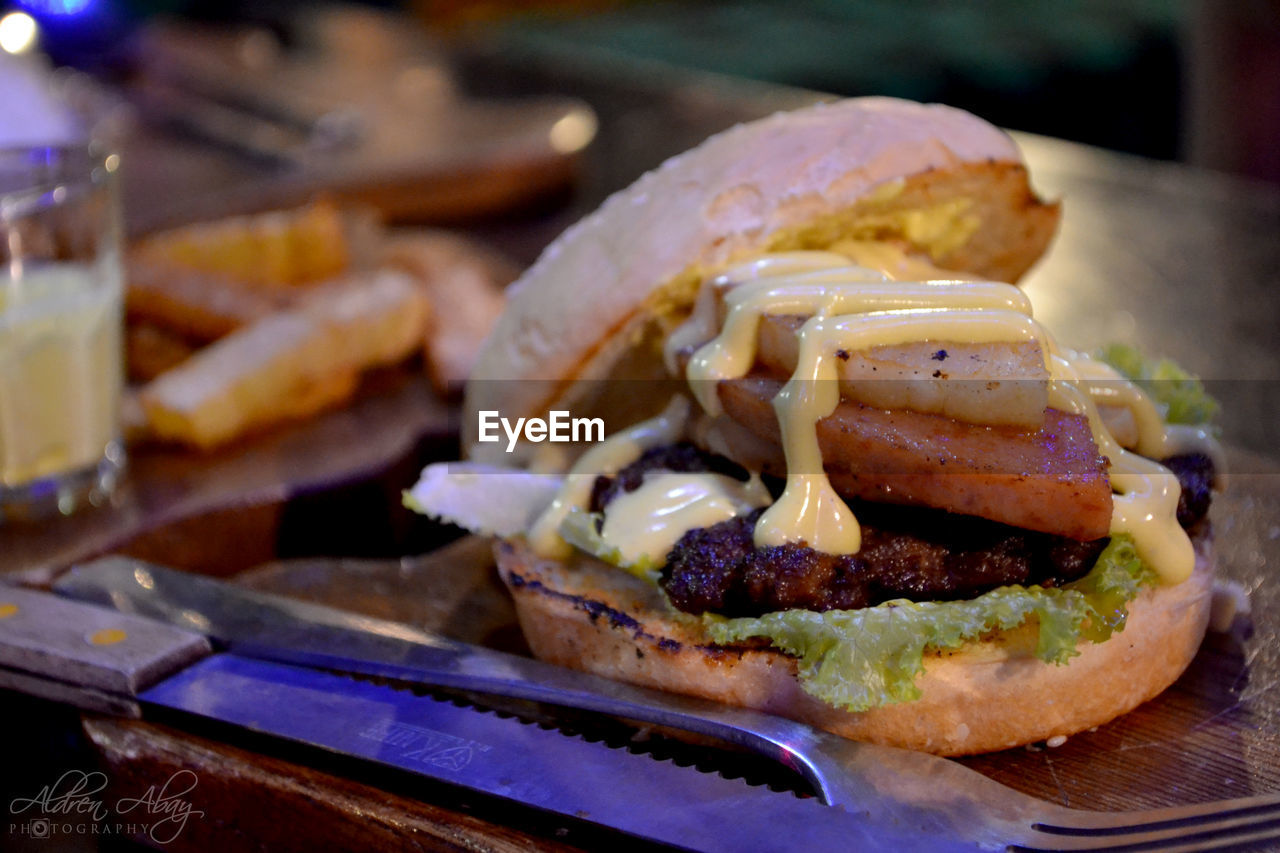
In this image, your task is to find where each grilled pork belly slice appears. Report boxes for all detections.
[755,314,1049,427]
[715,376,1113,541]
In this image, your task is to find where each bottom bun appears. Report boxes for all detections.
[495,531,1213,756]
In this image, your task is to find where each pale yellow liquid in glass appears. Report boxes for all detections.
[0,262,123,487]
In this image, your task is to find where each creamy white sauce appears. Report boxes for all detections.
[1067,354,1166,457]
[671,250,1217,584]
[1046,372,1193,584]
[663,251,854,377]
[529,396,691,558]
[599,471,770,565]
[1166,424,1229,489]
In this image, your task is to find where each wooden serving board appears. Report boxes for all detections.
[0,367,456,584]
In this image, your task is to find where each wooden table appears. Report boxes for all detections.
[5,36,1280,851]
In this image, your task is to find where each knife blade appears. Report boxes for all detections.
[56,556,1045,848]
[0,584,977,851]
[145,655,975,851]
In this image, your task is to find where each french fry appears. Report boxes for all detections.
[126,255,285,343]
[381,231,514,395]
[125,322,199,381]
[298,272,436,369]
[120,389,150,444]
[132,198,354,288]
[138,270,430,450]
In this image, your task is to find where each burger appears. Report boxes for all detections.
[407,97,1222,755]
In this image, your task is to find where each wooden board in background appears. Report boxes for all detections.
[1,368,456,583]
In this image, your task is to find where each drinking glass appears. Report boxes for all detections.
[0,145,125,521]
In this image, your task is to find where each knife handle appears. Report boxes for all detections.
[0,585,210,714]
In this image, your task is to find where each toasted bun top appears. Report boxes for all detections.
[464,97,1058,460]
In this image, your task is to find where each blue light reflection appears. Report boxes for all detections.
[17,0,95,18]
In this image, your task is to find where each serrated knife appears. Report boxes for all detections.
[8,556,1017,850]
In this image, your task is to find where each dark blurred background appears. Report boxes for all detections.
[444,0,1280,181]
[451,0,1192,159]
[3,0,1279,183]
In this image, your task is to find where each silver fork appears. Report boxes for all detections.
[56,557,1280,852]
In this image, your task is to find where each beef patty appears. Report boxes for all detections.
[644,448,1215,617]
[589,442,749,514]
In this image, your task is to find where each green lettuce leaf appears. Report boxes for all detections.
[1097,343,1219,425]
[559,508,663,582]
[1065,534,1153,642]
[704,536,1156,712]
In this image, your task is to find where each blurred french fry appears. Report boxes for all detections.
[126,199,385,351]
[296,272,435,369]
[121,389,150,444]
[127,202,520,447]
[126,255,285,343]
[125,322,199,381]
[381,231,515,395]
[133,198,355,288]
[138,270,430,450]
[337,204,387,272]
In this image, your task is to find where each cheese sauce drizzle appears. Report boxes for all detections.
[1072,355,1227,486]
[530,395,770,563]
[676,251,1217,585]
[600,472,770,566]
[529,396,691,558]
[664,251,856,376]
